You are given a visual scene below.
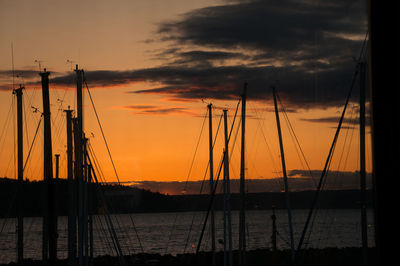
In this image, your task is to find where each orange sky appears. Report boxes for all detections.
[0,0,371,189]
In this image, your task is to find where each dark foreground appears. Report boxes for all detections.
[2,247,376,266]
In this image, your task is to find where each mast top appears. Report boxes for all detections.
[12,85,24,95]
[39,68,50,77]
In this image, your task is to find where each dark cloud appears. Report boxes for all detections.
[301,114,370,125]
[0,0,367,110]
[148,0,368,108]
[158,0,366,57]
[122,104,196,116]
[0,69,39,79]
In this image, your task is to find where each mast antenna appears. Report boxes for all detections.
[34,59,43,72]
[66,60,75,70]
[11,43,15,90]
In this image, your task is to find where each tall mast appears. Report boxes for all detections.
[239,82,247,266]
[55,154,60,179]
[207,104,216,266]
[54,153,60,260]
[88,164,94,265]
[74,64,85,266]
[40,68,56,265]
[272,86,295,265]
[359,61,368,266]
[65,108,77,266]
[223,109,233,266]
[83,136,89,266]
[14,86,24,265]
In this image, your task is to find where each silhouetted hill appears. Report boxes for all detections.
[0,177,372,217]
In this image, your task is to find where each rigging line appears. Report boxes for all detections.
[248,101,282,182]
[184,108,208,189]
[95,214,117,257]
[314,123,356,245]
[0,98,14,157]
[185,102,241,254]
[86,153,127,266]
[83,74,121,184]
[88,143,106,183]
[23,116,42,171]
[341,106,359,172]
[196,98,241,254]
[87,143,138,256]
[196,112,224,195]
[181,111,224,254]
[296,31,369,255]
[22,92,30,150]
[128,214,144,253]
[277,93,315,184]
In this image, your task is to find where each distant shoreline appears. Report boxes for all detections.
[0,177,373,217]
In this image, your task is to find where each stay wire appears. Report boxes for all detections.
[23,117,42,171]
[87,143,138,256]
[296,30,369,257]
[182,111,224,253]
[165,109,208,254]
[196,98,241,254]
[83,73,121,184]
[277,94,315,186]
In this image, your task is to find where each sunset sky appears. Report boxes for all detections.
[0,0,370,193]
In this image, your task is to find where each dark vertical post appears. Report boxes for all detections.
[88,164,93,266]
[207,104,216,266]
[367,2,392,263]
[54,153,60,260]
[40,69,56,265]
[273,87,295,265]
[223,109,233,266]
[239,82,247,266]
[359,62,368,266]
[75,65,84,266]
[14,86,24,265]
[65,108,76,266]
[55,154,60,179]
[83,137,89,266]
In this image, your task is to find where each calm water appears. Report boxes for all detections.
[0,209,375,264]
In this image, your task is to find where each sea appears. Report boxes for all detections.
[0,209,375,264]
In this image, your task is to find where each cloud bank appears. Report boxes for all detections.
[0,0,367,110]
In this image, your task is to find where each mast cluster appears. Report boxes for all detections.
[11,58,372,266]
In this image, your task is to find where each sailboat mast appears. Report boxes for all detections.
[223,109,233,266]
[208,104,216,266]
[14,86,24,265]
[65,107,77,266]
[74,64,85,266]
[359,61,368,266]
[272,86,295,265]
[83,136,89,266]
[40,69,56,265]
[239,82,247,266]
